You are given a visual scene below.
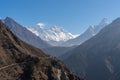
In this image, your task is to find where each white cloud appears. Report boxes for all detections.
[37,22,45,29]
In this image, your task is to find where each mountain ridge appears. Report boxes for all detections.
[63,17,120,80]
[0,19,83,80]
[4,17,51,49]
[61,18,109,47]
[27,25,79,46]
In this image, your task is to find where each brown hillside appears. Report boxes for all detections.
[0,20,83,80]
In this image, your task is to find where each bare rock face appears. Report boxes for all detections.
[0,20,83,80]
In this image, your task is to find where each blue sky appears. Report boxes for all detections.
[0,0,120,34]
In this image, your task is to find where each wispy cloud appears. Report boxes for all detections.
[37,22,45,29]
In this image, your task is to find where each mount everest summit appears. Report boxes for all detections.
[27,24,79,46]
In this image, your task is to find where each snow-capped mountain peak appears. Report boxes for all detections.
[27,24,79,45]
[99,18,109,25]
[60,18,109,47]
[50,26,64,32]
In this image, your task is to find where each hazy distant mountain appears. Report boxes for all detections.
[63,18,120,80]
[27,24,79,46]
[0,20,82,80]
[43,46,77,58]
[4,17,51,49]
[61,18,109,47]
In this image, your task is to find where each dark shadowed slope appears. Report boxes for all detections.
[4,17,51,49]
[64,18,120,80]
[0,20,83,80]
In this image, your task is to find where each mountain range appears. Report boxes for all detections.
[27,24,79,46]
[45,18,109,57]
[1,16,120,80]
[3,17,51,49]
[0,20,82,80]
[63,18,120,80]
[27,18,108,47]
[2,17,75,57]
[3,17,109,58]
[60,18,109,47]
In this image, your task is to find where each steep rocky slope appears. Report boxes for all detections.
[63,18,120,80]
[4,17,51,49]
[0,20,83,80]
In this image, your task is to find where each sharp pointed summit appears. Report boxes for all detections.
[61,18,109,47]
